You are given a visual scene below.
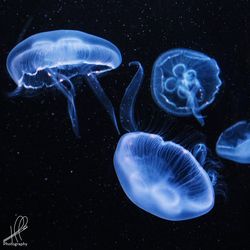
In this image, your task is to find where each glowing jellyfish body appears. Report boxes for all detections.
[114,132,214,221]
[151,49,222,125]
[7,30,122,136]
[216,121,250,164]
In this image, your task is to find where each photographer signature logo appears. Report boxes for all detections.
[3,215,28,247]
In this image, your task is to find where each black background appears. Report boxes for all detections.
[0,0,249,249]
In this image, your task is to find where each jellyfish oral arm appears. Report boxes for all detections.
[120,61,144,132]
[46,68,80,137]
[186,93,205,126]
[188,81,205,126]
[178,77,205,125]
[85,73,119,134]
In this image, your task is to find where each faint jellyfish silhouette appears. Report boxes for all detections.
[151,48,222,125]
[216,120,250,164]
[7,30,122,136]
[114,62,216,221]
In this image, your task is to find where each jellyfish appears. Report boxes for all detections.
[114,132,215,221]
[114,61,216,221]
[216,121,250,164]
[6,30,122,136]
[151,48,222,125]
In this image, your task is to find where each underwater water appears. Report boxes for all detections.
[0,0,249,249]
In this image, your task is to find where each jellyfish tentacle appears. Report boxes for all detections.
[120,61,144,132]
[57,73,77,97]
[191,107,204,126]
[85,73,120,134]
[56,80,79,137]
[180,77,205,125]
[192,143,207,166]
[47,69,80,137]
[186,91,205,126]
[7,86,24,97]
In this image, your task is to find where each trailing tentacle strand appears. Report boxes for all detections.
[47,69,80,137]
[120,61,144,132]
[86,73,120,134]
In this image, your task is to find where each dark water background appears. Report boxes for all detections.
[0,0,249,249]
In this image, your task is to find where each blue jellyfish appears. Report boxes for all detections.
[151,48,222,125]
[216,121,250,164]
[114,132,215,221]
[114,62,216,221]
[6,30,122,136]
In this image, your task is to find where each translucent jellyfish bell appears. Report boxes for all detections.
[151,48,222,125]
[7,30,122,136]
[216,121,250,164]
[114,132,215,221]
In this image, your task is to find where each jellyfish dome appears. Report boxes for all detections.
[216,121,250,164]
[7,29,122,136]
[114,132,214,221]
[151,48,222,125]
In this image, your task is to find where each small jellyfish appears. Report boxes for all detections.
[216,121,250,164]
[114,62,216,221]
[7,30,122,136]
[151,48,222,125]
